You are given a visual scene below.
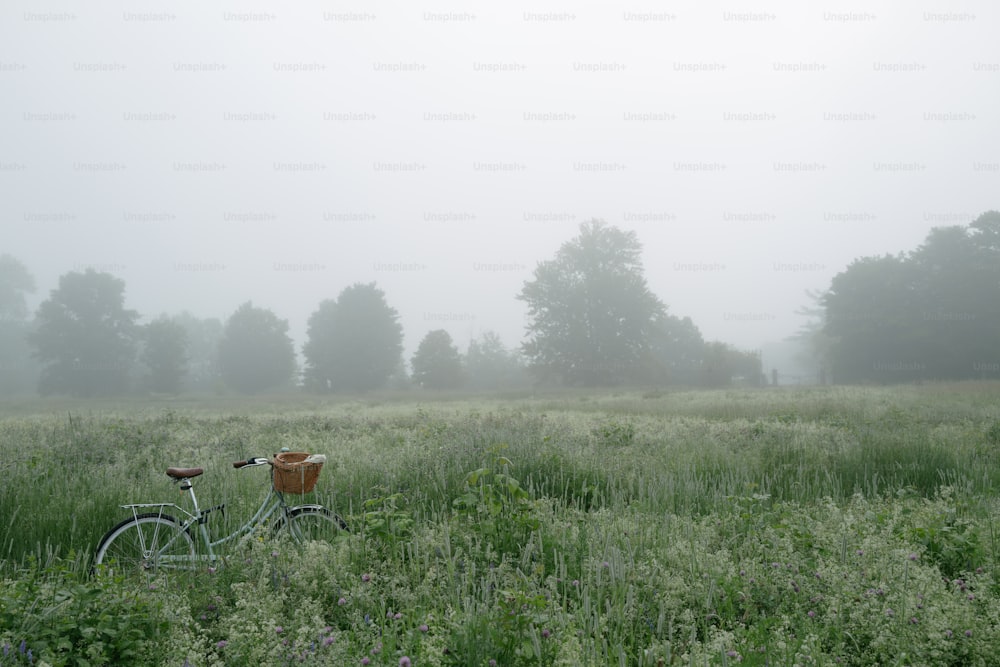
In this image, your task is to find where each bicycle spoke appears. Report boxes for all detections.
[283,508,346,544]
[94,515,196,578]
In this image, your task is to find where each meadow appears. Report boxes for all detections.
[2,384,1000,666]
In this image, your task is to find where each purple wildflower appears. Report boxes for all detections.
[339,597,347,606]
[216,640,228,649]
[362,573,371,582]
[419,624,429,633]
[276,626,284,634]
[399,658,412,667]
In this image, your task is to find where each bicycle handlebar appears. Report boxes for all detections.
[232,457,270,469]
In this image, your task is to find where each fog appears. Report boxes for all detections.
[3,0,998,363]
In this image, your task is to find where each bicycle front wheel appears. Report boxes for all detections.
[283,507,347,544]
[94,514,195,576]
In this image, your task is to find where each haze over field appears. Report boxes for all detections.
[3,0,999,359]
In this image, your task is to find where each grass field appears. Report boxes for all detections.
[2,384,1000,666]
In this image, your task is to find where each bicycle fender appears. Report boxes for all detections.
[289,504,328,514]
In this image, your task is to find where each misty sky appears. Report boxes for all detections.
[3,1,999,365]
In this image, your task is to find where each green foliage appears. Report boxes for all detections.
[453,452,540,553]
[902,490,986,579]
[3,386,1000,665]
[0,254,36,321]
[823,211,1000,384]
[302,283,403,393]
[140,317,189,394]
[592,419,636,447]
[0,559,169,666]
[644,313,705,386]
[29,269,139,397]
[0,256,40,396]
[361,491,414,546]
[518,219,670,386]
[701,342,763,387]
[985,420,1000,445]
[171,312,223,393]
[411,329,464,390]
[218,301,296,394]
[0,320,41,396]
[465,330,529,391]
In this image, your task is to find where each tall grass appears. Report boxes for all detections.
[2,385,1000,665]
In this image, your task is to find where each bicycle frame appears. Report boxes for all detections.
[120,478,304,567]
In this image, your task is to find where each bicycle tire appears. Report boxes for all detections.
[94,513,195,576]
[282,506,348,544]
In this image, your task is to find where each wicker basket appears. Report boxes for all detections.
[272,452,323,494]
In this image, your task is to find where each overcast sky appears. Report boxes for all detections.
[3,0,998,365]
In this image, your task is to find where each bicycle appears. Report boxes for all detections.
[93,453,347,577]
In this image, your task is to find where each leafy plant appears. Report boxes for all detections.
[453,453,540,551]
[361,491,414,546]
[0,559,169,667]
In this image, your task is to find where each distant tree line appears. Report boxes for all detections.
[813,211,1000,383]
[0,220,767,397]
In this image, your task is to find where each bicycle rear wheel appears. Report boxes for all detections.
[94,514,195,576]
[283,506,347,544]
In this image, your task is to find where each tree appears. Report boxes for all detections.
[218,302,296,394]
[822,212,1000,383]
[788,289,834,384]
[172,312,224,392]
[29,269,139,396]
[411,329,464,389]
[700,342,763,387]
[644,313,705,385]
[823,254,916,383]
[302,283,403,392]
[518,219,666,386]
[0,254,36,321]
[465,330,528,391]
[141,316,188,394]
[0,255,40,395]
